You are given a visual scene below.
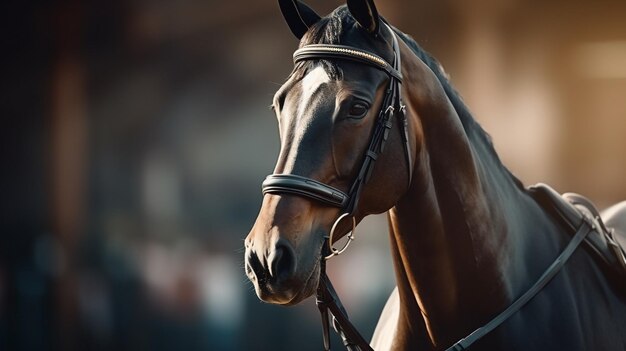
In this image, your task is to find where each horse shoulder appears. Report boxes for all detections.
[371,287,400,351]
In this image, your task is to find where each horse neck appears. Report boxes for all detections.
[386,42,561,347]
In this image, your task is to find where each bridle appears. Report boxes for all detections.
[262,22,411,258]
[261,22,408,351]
[259,21,601,351]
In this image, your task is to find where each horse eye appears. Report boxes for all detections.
[348,103,369,118]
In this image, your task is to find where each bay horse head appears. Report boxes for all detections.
[245,0,415,305]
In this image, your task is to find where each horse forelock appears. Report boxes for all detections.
[290,6,395,83]
[288,7,351,82]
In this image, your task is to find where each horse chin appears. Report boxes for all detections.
[284,261,321,306]
[256,259,321,306]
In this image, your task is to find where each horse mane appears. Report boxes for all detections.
[393,30,525,190]
[295,6,525,190]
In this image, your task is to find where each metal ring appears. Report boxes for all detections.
[325,213,356,260]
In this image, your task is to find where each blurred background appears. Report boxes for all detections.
[3,0,625,350]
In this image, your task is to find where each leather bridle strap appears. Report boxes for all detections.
[263,174,348,207]
[293,44,402,81]
[317,249,374,351]
[446,216,595,351]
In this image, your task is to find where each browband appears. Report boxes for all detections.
[294,44,403,81]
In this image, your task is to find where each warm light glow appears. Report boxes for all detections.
[573,41,626,79]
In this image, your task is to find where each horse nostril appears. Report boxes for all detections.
[246,250,264,282]
[269,240,296,283]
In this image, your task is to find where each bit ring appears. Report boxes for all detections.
[325,213,356,260]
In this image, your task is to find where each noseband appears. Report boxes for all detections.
[262,23,412,258]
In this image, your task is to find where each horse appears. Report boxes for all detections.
[244,0,626,350]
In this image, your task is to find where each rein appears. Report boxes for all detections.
[446,215,595,350]
[261,22,599,351]
[316,247,374,351]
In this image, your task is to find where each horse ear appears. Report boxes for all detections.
[347,0,380,34]
[278,0,322,39]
